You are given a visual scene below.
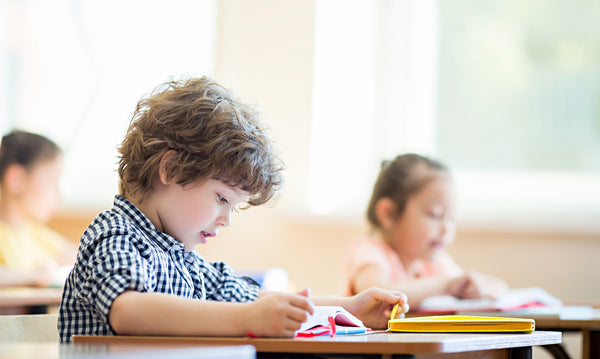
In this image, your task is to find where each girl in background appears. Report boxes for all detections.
[344,153,508,309]
[0,130,76,287]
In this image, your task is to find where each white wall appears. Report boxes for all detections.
[214,0,316,215]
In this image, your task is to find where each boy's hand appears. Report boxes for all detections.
[345,287,408,329]
[247,292,314,337]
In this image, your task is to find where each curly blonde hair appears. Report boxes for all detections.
[118,77,284,206]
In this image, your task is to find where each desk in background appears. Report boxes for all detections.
[0,342,255,359]
[527,311,600,359]
[73,331,561,359]
[0,287,62,315]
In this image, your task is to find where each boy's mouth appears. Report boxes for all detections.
[200,231,216,244]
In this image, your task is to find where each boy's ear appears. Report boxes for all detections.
[3,164,27,195]
[158,150,177,185]
[375,198,398,229]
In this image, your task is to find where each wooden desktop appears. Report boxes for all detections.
[73,331,562,359]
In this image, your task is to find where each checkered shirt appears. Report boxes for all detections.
[58,196,260,343]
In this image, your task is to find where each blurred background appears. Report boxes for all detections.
[1,1,599,354]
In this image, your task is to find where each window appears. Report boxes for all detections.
[437,0,600,173]
[310,0,439,215]
[310,0,600,232]
[1,0,217,208]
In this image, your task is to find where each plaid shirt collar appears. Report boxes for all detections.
[112,195,185,253]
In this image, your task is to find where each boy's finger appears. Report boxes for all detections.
[286,305,311,324]
[289,294,314,314]
[402,302,410,313]
[395,292,408,304]
[282,325,299,337]
[374,288,409,305]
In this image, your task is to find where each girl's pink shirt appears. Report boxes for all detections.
[343,237,463,296]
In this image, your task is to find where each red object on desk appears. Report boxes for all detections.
[296,316,338,338]
[328,315,336,337]
[296,316,369,338]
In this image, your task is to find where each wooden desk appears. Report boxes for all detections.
[0,287,62,315]
[472,309,600,359]
[415,307,600,359]
[73,331,561,359]
[0,342,256,359]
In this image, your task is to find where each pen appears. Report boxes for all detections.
[336,327,368,335]
[390,302,407,320]
[390,302,399,320]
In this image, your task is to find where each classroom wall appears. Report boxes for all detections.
[213,0,315,216]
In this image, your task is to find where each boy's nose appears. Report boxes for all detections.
[217,210,231,228]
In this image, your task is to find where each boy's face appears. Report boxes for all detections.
[389,176,456,262]
[156,178,250,251]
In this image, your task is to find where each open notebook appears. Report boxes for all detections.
[296,306,368,337]
[389,315,535,333]
[416,287,562,314]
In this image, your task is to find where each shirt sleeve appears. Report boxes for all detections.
[196,255,259,302]
[73,233,153,324]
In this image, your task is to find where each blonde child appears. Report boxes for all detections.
[58,77,407,343]
[0,130,77,287]
[344,153,508,309]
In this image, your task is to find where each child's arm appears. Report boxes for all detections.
[353,264,509,308]
[109,290,314,338]
[352,263,464,309]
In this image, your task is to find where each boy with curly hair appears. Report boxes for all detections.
[58,77,407,342]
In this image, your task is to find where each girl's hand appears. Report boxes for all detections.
[344,287,409,329]
[246,292,314,337]
[459,272,485,299]
[469,271,509,299]
[447,272,483,299]
[448,271,509,299]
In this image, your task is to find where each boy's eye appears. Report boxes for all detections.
[218,194,229,204]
